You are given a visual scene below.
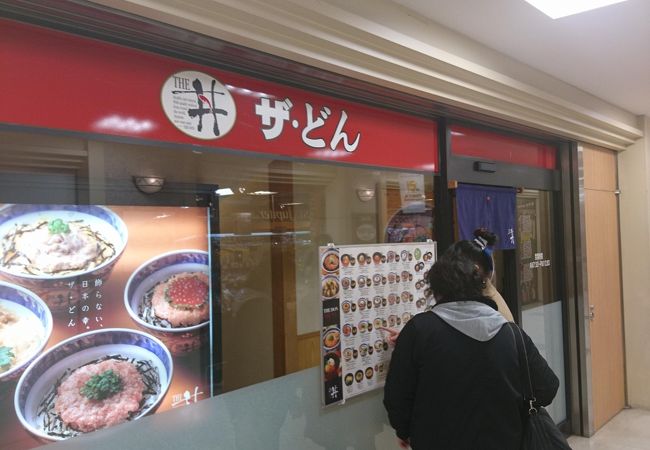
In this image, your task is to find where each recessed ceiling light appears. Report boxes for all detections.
[524,0,629,19]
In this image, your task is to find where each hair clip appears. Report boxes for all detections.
[473,236,494,271]
[473,236,488,249]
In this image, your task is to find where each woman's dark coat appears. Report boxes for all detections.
[384,301,559,450]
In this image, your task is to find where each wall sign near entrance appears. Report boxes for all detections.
[530,252,551,269]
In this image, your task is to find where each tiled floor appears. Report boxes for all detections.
[568,408,650,449]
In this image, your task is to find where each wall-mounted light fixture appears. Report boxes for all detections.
[356,187,375,202]
[249,190,278,196]
[133,176,165,194]
[215,188,234,196]
[280,202,303,208]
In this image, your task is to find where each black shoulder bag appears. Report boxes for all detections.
[510,323,571,450]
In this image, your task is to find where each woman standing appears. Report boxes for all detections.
[383,233,559,450]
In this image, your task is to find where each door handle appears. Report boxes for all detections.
[587,305,595,321]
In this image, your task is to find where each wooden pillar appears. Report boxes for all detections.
[269,160,299,376]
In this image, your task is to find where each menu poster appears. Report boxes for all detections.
[398,173,426,213]
[320,242,436,406]
[0,204,211,449]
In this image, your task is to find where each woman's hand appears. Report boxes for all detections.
[378,326,400,346]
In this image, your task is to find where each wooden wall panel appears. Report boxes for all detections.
[583,144,617,192]
[269,160,299,376]
[297,332,320,371]
[585,189,625,430]
[583,144,625,431]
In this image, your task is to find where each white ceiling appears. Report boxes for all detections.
[392,0,650,118]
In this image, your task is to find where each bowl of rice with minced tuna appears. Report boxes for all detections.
[14,328,172,441]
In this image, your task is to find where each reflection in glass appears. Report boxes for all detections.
[0,131,436,399]
[516,189,566,424]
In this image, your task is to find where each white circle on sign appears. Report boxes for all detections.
[161,70,236,140]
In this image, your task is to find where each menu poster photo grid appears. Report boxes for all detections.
[320,241,436,406]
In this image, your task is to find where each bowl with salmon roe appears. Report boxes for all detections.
[124,250,210,355]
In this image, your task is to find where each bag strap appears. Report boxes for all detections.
[508,323,537,415]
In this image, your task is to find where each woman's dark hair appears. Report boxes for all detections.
[426,229,498,304]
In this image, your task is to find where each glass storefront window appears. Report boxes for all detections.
[0,129,436,443]
[197,154,435,392]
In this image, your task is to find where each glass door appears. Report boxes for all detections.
[451,184,568,425]
[516,189,566,424]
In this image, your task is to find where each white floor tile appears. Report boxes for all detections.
[567,408,650,449]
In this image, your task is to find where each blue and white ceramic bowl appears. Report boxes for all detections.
[0,204,128,312]
[0,282,53,382]
[14,328,173,441]
[124,250,210,355]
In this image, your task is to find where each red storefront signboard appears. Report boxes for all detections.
[0,19,438,173]
[450,124,556,170]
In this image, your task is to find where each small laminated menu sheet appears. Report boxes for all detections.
[320,241,436,406]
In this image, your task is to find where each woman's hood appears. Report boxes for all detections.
[432,301,507,342]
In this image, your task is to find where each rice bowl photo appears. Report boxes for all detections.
[0,204,128,313]
[322,275,340,298]
[322,326,340,351]
[0,282,52,382]
[14,328,172,441]
[321,251,339,273]
[124,250,210,355]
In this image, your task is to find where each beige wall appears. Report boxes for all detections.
[618,116,650,408]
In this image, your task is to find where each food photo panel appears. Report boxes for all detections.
[0,204,212,449]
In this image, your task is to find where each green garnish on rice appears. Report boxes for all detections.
[48,218,70,235]
[80,369,124,400]
[0,346,15,373]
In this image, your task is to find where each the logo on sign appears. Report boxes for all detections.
[161,71,236,140]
